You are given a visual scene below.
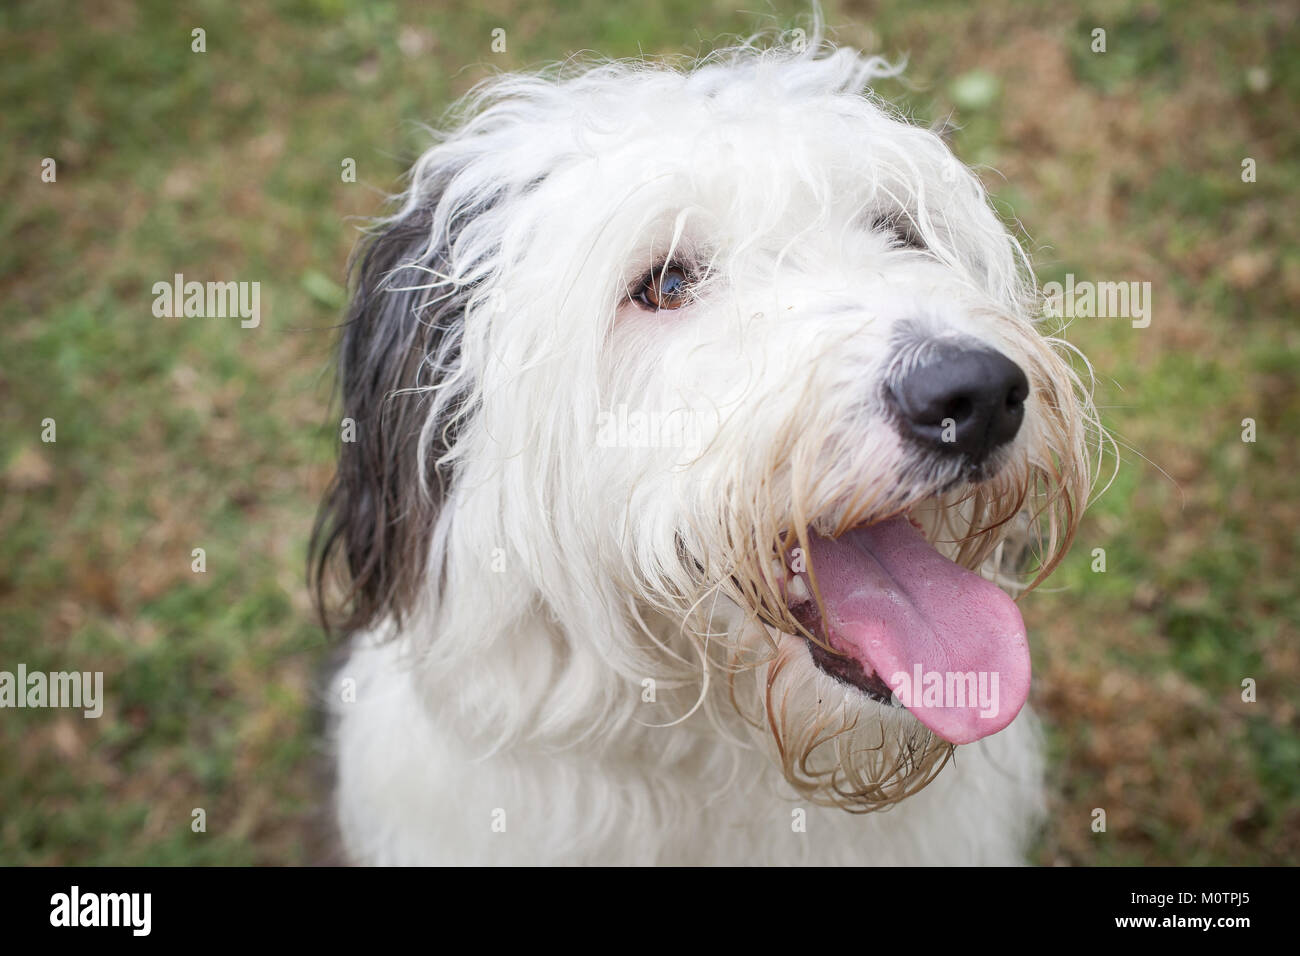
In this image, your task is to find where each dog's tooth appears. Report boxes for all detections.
[771,558,787,582]
[787,575,809,600]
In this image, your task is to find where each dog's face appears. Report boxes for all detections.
[316,47,1095,810]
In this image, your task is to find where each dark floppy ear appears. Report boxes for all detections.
[311,177,477,636]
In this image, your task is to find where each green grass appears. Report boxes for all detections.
[2,0,1297,864]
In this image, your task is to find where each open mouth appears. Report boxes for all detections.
[780,514,1031,745]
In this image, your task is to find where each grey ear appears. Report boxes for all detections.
[311,177,479,635]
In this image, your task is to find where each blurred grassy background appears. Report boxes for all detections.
[1,0,1296,865]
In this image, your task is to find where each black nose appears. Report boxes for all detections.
[888,344,1029,464]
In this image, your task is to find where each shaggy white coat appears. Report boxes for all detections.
[326,37,1096,866]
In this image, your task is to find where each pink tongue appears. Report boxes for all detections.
[798,516,1030,744]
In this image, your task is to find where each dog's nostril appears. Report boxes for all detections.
[942,395,974,424]
[888,344,1029,465]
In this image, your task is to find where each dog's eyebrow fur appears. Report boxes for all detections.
[870,210,928,250]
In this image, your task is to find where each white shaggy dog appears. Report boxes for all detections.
[313,34,1097,865]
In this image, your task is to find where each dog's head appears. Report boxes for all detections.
[313,39,1098,810]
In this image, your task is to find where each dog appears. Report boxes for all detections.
[312,33,1097,865]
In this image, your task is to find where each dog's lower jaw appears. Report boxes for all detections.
[798,625,896,703]
[331,620,1048,866]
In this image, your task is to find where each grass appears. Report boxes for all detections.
[1,0,1297,864]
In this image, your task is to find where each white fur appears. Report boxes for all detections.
[326,37,1094,865]
[335,628,1045,865]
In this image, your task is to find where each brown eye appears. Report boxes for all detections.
[634,264,692,311]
